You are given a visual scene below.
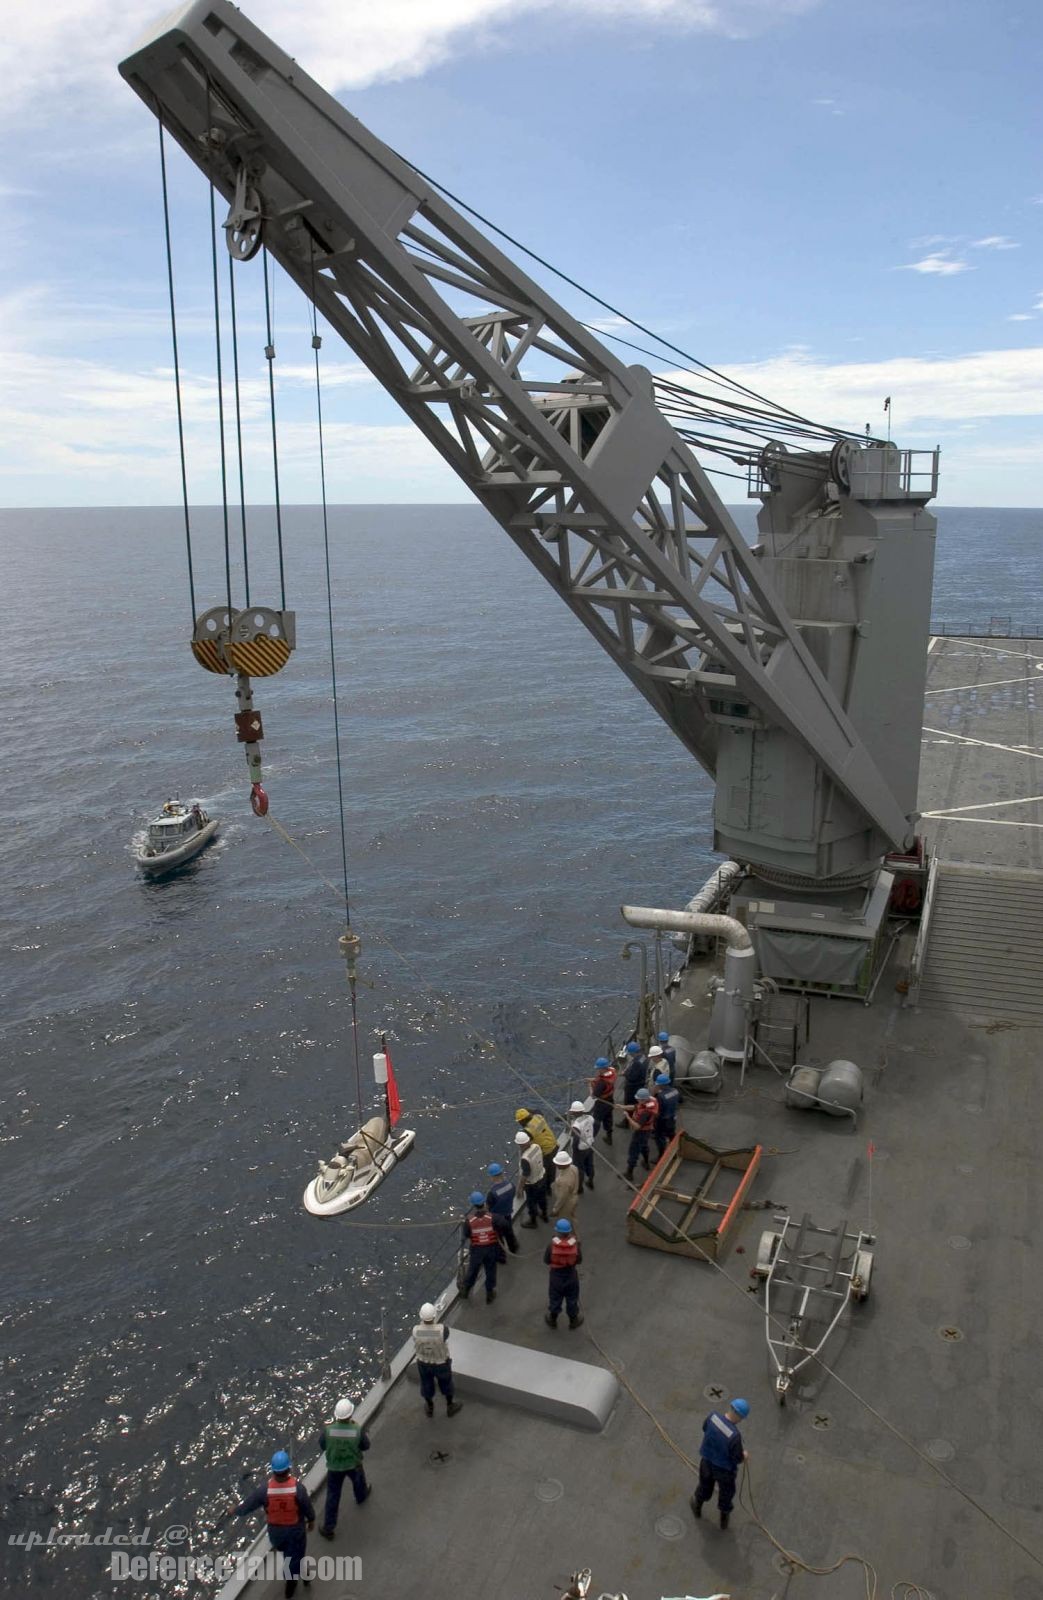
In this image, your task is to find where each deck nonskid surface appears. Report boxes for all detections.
[236,639,1043,1600]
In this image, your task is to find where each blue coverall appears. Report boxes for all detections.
[543,1239,583,1320]
[486,1177,519,1253]
[654,1083,681,1156]
[461,1211,500,1295]
[694,1410,745,1516]
[236,1477,315,1582]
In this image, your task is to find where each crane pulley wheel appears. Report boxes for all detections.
[224,164,264,261]
[190,605,295,676]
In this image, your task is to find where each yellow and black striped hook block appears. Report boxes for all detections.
[191,605,233,674]
[190,606,295,677]
[226,606,295,677]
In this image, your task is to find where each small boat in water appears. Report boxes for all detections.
[303,1114,416,1216]
[134,798,219,874]
[304,1042,415,1215]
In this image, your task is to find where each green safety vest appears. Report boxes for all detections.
[324,1420,363,1471]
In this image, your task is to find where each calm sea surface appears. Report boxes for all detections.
[2,503,1041,1595]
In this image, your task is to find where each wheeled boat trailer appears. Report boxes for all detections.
[753,1210,875,1403]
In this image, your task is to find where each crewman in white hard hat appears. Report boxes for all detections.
[412,1302,463,1420]
[549,1147,580,1223]
[515,1127,549,1228]
[568,1100,596,1191]
[316,1396,371,1540]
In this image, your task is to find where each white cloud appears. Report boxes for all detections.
[1008,313,1035,322]
[6,332,1043,507]
[0,349,449,505]
[0,0,820,124]
[666,345,1043,429]
[901,252,971,277]
[812,96,843,115]
[971,235,1019,250]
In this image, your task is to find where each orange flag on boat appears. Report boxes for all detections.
[383,1034,402,1128]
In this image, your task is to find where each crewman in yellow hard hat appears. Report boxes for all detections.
[514,1107,558,1165]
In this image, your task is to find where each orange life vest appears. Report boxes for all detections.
[592,1067,617,1101]
[467,1212,498,1248]
[550,1235,579,1269]
[266,1475,300,1527]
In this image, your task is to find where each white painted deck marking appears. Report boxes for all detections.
[922,727,1043,761]
[923,816,1043,830]
[925,673,1042,694]
[934,638,1043,666]
[922,792,1043,817]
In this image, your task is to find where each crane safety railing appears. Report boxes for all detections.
[746,445,939,502]
[905,850,941,1007]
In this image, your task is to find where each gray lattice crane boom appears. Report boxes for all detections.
[121,1,937,886]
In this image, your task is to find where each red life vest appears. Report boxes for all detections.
[266,1475,300,1527]
[633,1100,657,1131]
[467,1212,498,1247]
[592,1067,616,1100]
[550,1235,579,1269]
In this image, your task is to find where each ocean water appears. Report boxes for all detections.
[2,502,1041,1596]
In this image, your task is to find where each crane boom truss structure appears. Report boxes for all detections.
[121,0,915,866]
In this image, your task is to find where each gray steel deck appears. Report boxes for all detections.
[231,636,1043,1600]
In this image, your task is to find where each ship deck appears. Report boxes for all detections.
[229,635,1043,1600]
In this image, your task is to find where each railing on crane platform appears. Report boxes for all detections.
[746,446,940,502]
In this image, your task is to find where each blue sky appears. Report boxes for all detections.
[1,0,1040,507]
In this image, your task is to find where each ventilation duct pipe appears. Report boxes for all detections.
[620,904,756,1063]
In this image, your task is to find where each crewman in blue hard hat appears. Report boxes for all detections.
[587,1055,617,1145]
[623,1087,658,1181]
[233,1449,315,1597]
[486,1162,519,1255]
[657,1030,677,1081]
[653,1072,681,1158]
[544,1218,584,1329]
[691,1398,750,1530]
[460,1191,500,1303]
[621,1039,649,1126]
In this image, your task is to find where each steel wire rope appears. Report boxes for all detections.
[260,813,628,1122]
[586,1331,881,1598]
[260,817,1008,1573]
[156,118,196,622]
[262,248,287,610]
[401,233,865,458]
[205,85,234,619]
[582,1130,1043,1580]
[307,252,364,1123]
[226,253,251,605]
[400,158,847,435]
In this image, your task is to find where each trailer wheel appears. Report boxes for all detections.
[851,1248,874,1301]
[754,1229,781,1280]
